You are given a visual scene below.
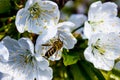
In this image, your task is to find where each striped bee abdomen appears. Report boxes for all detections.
[43,38,63,59]
[44,47,57,58]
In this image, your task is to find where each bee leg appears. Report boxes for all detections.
[55,51,58,58]
[42,44,51,46]
[43,56,48,59]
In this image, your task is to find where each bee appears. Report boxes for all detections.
[42,38,63,59]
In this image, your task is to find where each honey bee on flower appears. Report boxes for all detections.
[36,21,77,61]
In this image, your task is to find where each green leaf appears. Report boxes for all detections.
[62,49,80,66]
[0,0,11,14]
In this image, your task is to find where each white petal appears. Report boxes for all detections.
[101,2,117,17]
[35,67,53,80]
[84,47,95,62]
[88,1,118,21]
[40,1,60,25]
[105,17,120,33]
[83,21,93,39]
[57,21,75,32]
[1,74,15,80]
[58,31,77,49]
[69,14,87,29]
[18,38,34,54]
[15,9,29,33]
[98,33,120,60]
[57,22,75,28]
[26,17,46,34]
[2,36,21,53]
[35,54,49,70]
[24,0,39,9]
[93,57,114,71]
[0,43,9,61]
[88,1,102,21]
[37,60,49,71]
[0,72,3,80]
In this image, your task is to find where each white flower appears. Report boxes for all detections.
[0,42,9,61]
[84,1,120,39]
[0,36,53,80]
[15,0,60,38]
[84,33,120,71]
[36,21,77,61]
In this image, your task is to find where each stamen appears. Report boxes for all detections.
[92,38,105,55]
[28,2,41,19]
[20,49,36,66]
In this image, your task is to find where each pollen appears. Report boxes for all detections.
[56,16,58,19]
[14,58,16,62]
[52,7,56,10]
[112,23,117,27]
[70,35,74,39]
[28,2,41,19]
[44,20,47,22]
[48,10,54,13]
[36,22,39,25]
[19,16,22,18]
[39,31,43,35]
[43,26,47,29]
[93,44,106,55]
[43,2,46,5]
[41,53,44,56]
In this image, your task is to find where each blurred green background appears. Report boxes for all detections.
[0,0,120,80]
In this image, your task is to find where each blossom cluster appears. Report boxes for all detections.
[0,0,77,80]
[0,0,120,80]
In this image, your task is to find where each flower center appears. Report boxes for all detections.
[28,2,41,19]
[20,50,36,65]
[88,20,104,31]
[88,20,104,25]
[92,39,106,55]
